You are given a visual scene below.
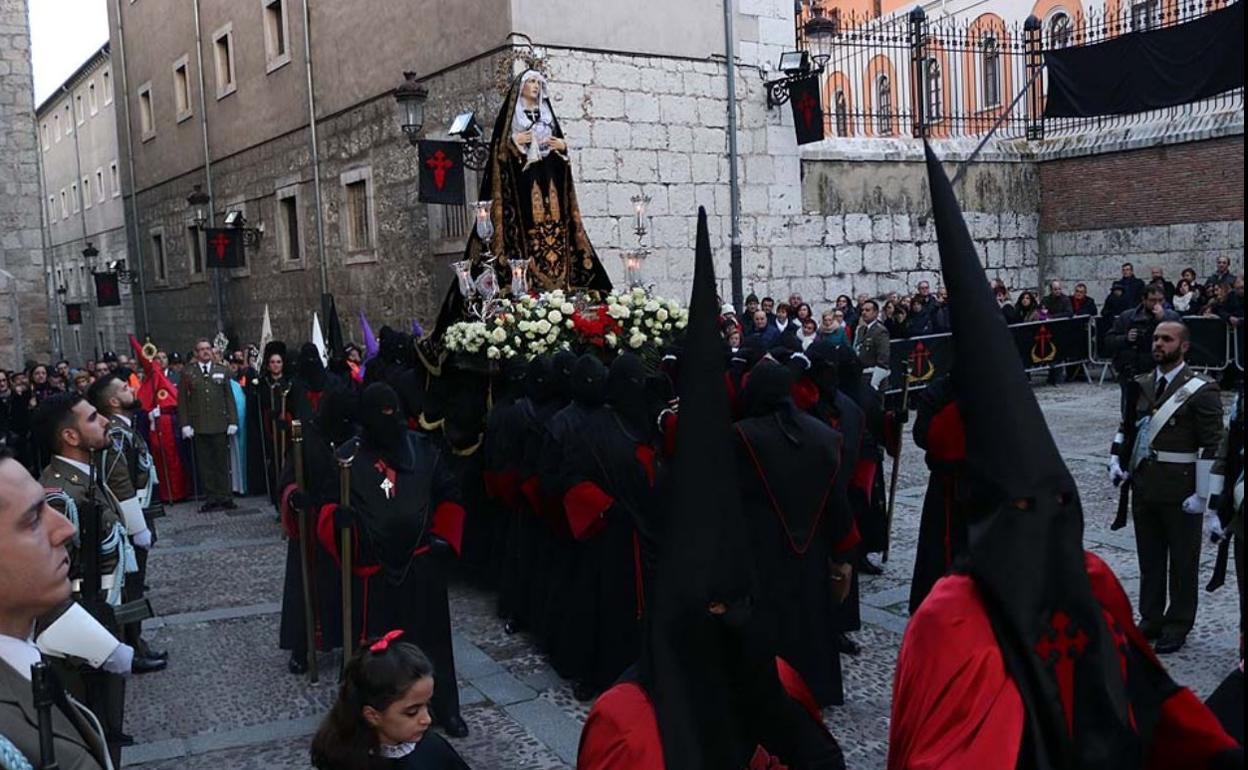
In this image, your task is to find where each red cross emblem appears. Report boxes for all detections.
[98,278,117,303]
[908,341,936,383]
[796,91,818,129]
[1030,324,1057,364]
[425,150,454,190]
[209,232,232,264]
[1034,609,1089,736]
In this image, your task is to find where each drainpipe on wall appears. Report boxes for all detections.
[113,0,150,337]
[301,0,329,298]
[723,0,744,311]
[33,114,62,360]
[192,0,224,333]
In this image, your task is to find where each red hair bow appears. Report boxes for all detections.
[369,629,404,653]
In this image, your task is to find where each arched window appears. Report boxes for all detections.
[1048,12,1071,47]
[981,35,1000,108]
[926,58,943,121]
[834,89,849,136]
[876,74,893,135]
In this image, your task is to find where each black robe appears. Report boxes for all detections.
[504,394,563,632]
[277,420,344,656]
[536,400,598,674]
[484,393,529,617]
[813,390,867,634]
[317,432,466,724]
[908,377,968,615]
[552,405,661,691]
[733,409,857,707]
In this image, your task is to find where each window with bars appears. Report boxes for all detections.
[344,177,373,253]
[186,225,204,275]
[278,191,301,262]
[876,75,893,136]
[981,35,1000,108]
[152,230,167,282]
[1048,12,1072,47]
[1130,0,1160,30]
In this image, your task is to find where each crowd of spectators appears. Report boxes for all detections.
[717,258,1243,355]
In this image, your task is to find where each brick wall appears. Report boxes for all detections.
[1039,136,1244,232]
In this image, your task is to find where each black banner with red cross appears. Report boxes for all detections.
[887,332,954,394]
[94,271,121,307]
[418,140,466,205]
[788,75,825,145]
[66,303,83,326]
[204,228,245,269]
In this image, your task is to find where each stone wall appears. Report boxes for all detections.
[0,0,51,368]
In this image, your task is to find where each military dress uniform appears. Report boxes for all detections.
[101,413,165,668]
[853,319,890,391]
[1116,364,1224,644]
[1207,393,1244,630]
[180,361,237,507]
[36,455,136,766]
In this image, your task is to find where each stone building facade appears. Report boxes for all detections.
[36,44,135,360]
[0,0,51,369]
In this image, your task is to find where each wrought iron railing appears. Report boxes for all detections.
[795,0,1243,140]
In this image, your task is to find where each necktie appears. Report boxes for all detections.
[1154,375,1167,402]
[203,364,210,375]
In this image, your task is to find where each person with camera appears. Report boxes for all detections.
[1104,284,1180,400]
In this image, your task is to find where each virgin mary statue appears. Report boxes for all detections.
[423,68,611,363]
[480,68,611,293]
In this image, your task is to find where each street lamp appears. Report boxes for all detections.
[393,71,429,146]
[187,184,210,229]
[82,242,100,262]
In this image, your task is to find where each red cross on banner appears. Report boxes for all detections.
[203,228,244,268]
[417,140,466,204]
[788,76,825,145]
[94,271,121,307]
[1030,323,1057,364]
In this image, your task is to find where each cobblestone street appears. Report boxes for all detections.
[119,382,1242,770]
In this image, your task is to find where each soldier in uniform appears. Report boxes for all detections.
[29,393,138,763]
[1110,320,1224,654]
[180,338,238,511]
[89,374,168,674]
[0,445,113,770]
[853,299,890,391]
[1206,391,1244,634]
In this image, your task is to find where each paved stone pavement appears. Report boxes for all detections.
[119,383,1241,769]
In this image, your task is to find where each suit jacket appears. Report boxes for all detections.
[1125,367,1223,503]
[854,321,890,369]
[0,658,108,770]
[179,362,237,435]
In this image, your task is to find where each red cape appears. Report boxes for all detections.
[889,552,1237,770]
[577,657,825,770]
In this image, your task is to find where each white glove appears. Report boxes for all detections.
[1108,456,1129,487]
[1204,508,1225,542]
[102,643,135,676]
[131,529,153,549]
[1181,493,1205,515]
[149,406,161,421]
[226,424,238,437]
[181,425,194,439]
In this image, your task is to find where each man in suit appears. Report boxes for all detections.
[179,338,237,512]
[853,299,890,391]
[1110,320,1224,654]
[0,447,112,770]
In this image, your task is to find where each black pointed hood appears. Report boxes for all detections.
[925,143,1139,769]
[637,209,833,770]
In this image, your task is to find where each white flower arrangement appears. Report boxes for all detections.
[444,288,688,365]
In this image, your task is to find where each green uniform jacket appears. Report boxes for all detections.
[0,659,108,770]
[854,320,891,369]
[179,362,237,435]
[38,456,124,579]
[102,413,150,503]
[1123,367,1223,504]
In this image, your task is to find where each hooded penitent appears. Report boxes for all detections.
[924,142,1149,769]
[295,342,327,392]
[358,383,407,465]
[605,352,652,439]
[639,208,843,770]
